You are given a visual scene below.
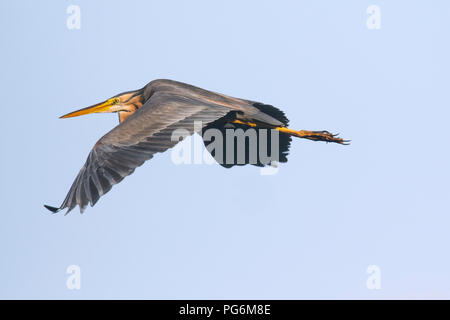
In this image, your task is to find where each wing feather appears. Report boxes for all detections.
[58,91,230,213]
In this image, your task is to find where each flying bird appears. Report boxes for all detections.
[45,79,348,214]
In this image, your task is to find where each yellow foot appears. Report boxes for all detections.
[231,120,350,145]
[276,127,350,145]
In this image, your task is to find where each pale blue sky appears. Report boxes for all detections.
[1,0,449,299]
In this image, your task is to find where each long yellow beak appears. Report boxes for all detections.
[60,98,120,119]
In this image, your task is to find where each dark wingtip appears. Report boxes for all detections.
[44,205,61,214]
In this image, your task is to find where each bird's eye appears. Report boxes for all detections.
[113,98,120,104]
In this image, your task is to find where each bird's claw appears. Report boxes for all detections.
[310,131,350,145]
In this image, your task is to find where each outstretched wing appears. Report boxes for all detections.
[46,91,230,213]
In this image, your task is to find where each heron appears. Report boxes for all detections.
[45,79,348,214]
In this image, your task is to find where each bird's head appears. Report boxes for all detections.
[60,88,145,123]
